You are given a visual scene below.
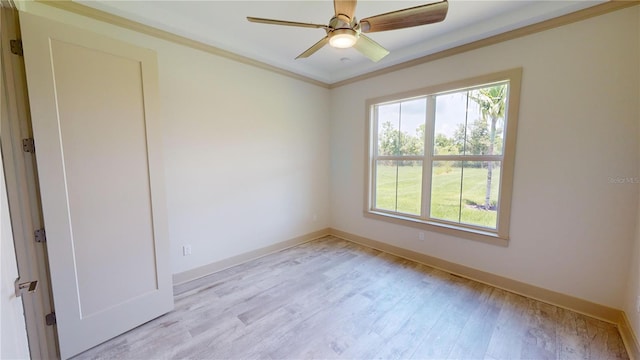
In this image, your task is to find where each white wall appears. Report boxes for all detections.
[20,2,331,276]
[330,7,640,309]
[161,52,331,274]
[0,147,30,359]
[623,5,640,345]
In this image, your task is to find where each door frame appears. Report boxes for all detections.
[0,6,58,359]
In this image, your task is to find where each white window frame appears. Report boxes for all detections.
[364,68,522,245]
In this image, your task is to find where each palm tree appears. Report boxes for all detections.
[469,85,507,210]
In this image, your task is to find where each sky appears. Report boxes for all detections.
[376,90,484,140]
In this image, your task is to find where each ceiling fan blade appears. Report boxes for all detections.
[247,17,328,30]
[334,0,357,22]
[353,34,389,62]
[359,0,448,33]
[296,36,330,59]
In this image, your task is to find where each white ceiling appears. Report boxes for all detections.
[76,0,605,84]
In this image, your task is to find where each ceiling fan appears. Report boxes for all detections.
[247,0,448,62]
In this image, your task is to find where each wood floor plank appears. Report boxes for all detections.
[485,291,535,360]
[521,299,558,359]
[72,236,629,360]
[556,306,589,359]
[409,278,486,359]
[447,286,504,359]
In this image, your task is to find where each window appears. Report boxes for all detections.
[365,69,521,243]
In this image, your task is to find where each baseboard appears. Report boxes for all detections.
[619,312,640,360]
[172,228,331,286]
[329,227,622,324]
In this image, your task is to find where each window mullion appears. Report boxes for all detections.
[421,95,436,220]
[370,106,379,211]
[432,155,504,162]
[377,155,424,161]
[395,103,402,211]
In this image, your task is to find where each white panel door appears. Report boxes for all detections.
[19,12,173,359]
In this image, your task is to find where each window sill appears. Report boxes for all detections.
[364,210,509,247]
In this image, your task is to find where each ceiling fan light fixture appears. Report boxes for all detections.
[329,29,358,48]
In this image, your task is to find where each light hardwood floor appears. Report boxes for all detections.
[74,236,628,359]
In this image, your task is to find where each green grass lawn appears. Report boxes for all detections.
[375,163,500,228]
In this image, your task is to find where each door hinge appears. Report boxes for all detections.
[10,39,23,56]
[34,228,46,243]
[15,279,38,297]
[45,312,56,326]
[22,138,34,153]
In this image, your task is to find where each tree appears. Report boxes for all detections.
[434,133,458,155]
[453,118,490,158]
[378,121,423,158]
[378,121,402,156]
[416,124,425,145]
[469,85,507,210]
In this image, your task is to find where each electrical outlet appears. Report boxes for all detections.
[636,295,640,313]
[313,214,317,222]
[183,245,192,256]
[418,232,425,241]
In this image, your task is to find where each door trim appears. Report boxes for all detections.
[0,6,59,360]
